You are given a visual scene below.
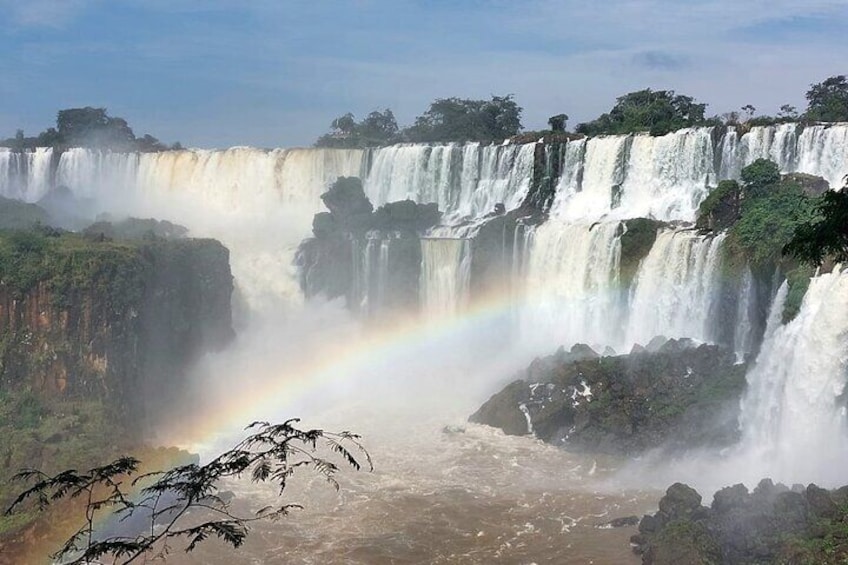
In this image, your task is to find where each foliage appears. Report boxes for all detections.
[547,114,568,132]
[403,95,522,143]
[5,420,371,564]
[784,188,848,265]
[782,265,814,324]
[805,75,848,122]
[575,88,710,136]
[2,107,175,151]
[729,174,814,266]
[315,109,399,148]
[696,180,741,231]
[740,158,781,198]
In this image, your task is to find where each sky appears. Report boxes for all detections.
[1,0,847,148]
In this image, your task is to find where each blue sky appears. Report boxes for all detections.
[1,0,847,148]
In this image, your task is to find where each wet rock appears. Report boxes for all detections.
[604,515,640,528]
[645,336,668,352]
[711,483,749,514]
[783,172,830,197]
[471,341,746,454]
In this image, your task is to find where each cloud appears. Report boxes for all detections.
[0,0,95,29]
[1,0,848,146]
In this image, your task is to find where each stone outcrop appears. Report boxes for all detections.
[469,339,746,454]
[633,480,848,564]
[0,231,234,424]
[297,176,440,316]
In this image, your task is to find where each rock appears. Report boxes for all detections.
[320,176,373,220]
[645,336,668,352]
[602,346,617,357]
[696,179,741,232]
[711,483,749,514]
[604,515,640,528]
[468,380,531,436]
[783,172,830,197]
[569,343,599,359]
[636,479,848,565]
[806,484,839,519]
[658,483,703,521]
[470,340,746,454]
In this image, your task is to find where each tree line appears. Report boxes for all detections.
[317,74,848,146]
[1,107,181,152]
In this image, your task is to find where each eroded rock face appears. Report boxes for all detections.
[469,340,747,454]
[632,480,848,564]
[0,234,234,425]
[297,176,441,316]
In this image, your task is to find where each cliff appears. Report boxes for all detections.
[0,229,234,423]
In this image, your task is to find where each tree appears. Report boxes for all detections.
[785,178,848,265]
[740,158,781,198]
[547,113,568,132]
[56,107,137,149]
[404,95,523,142]
[741,104,757,120]
[330,113,356,136]
[778,104,798,120]
[575,88,709,137]
[5,419,371,564]
[357,109,399,143]
[805,75,848,122]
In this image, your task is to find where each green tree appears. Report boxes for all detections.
[547,113,569,132]
[404,95,523,142]
[740,158,781,198]
[57,107,136,149]
[785,182,848,265]
[805,75,848,122]
[5,420,370,565]
[575,88,709,136]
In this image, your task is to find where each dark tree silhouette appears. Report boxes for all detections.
[5,419,371,565]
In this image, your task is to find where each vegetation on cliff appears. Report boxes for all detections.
[316,95,523,147]
[1,107,180,152]
[633,480,848,564]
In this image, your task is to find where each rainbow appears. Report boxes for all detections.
[161,286,523,451]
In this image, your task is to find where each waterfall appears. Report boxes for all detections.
[738,270,848,484]
[733,268,756,361]
[0,147,54,201]
[625,230,725,347]
[420,238,471,319]
[364,142,536,223]
[521,221,624,350]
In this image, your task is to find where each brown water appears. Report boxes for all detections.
[167,418,658,564]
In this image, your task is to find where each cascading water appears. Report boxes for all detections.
[733,267,756,361]
[419,237,471,319]
[0,147,54,201]
[625,230,725,347]
[521,221,624,351]
[737,269,848,484]
[363,142,536,223]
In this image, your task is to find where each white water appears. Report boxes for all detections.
[626,230,725,347]
[0,147,54,201]
[521,221,624,351]
[420,237,471,319]
[364,142,536,223]
[737,270,848,484]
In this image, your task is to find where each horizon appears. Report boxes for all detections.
[1,1,847,149]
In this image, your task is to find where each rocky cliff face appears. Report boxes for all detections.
[469,339,747,454]
[0,231,233,425]
[297,177,440,317]
[633,480,848,564]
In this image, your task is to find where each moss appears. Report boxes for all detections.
[620,218,662,286]
[782,265,814,324]
[696,180,741,231]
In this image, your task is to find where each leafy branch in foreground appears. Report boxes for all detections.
[4,419,371,564]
